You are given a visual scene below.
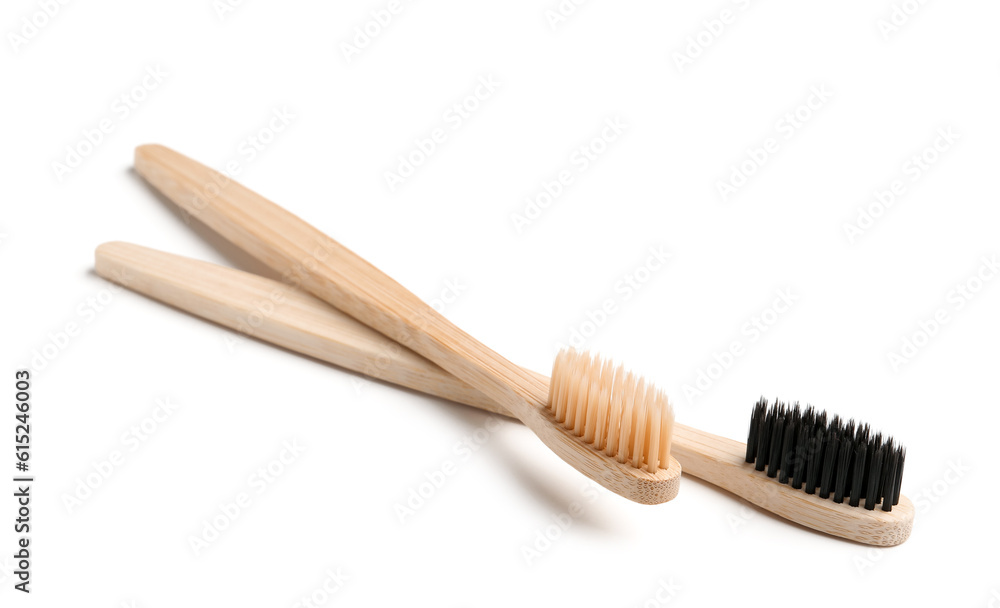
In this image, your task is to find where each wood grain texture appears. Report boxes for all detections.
[96,241,912,545]
[94,241,504,415]
[132,144,681,505]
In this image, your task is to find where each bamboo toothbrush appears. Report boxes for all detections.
[95,242,913,545]
[131,144,680,505]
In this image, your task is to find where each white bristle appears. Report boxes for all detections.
[547,349,675,473]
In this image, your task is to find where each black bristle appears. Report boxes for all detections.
[849,441,866,507]
[879,439,895,504]
[743,398,906,512]
[881,448,900,512]
[818,429,839,499]
[804,427,823,495]
[841,420,857,497]
[745,398,766,463]
[892,448,906,506]
[802,405,815,428]
[892,447,906,506]
[766,411,785,478]
[790,419,810,489]
[860,431,879,499]
[857,424,870,449]
[833,436,852,503]
[778,409,799,484]
[864,447,884,510]
[755,406,774,472]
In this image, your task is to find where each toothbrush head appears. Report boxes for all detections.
[746,397,906,511]
[549,349,675,474]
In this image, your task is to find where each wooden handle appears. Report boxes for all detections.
[96,242,912,544]
[94,241,505,416]
[133,145,680,504]
[134,144,530,407]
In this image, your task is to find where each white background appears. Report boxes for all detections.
[2,0,999,605]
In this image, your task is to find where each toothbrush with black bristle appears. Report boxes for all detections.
[669,398,911,546]
[745,398,906,513]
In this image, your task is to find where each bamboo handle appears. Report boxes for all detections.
[94,241,505,416]
[95,242,912,544]
[133,145,680,504]
[133,145,535,407]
